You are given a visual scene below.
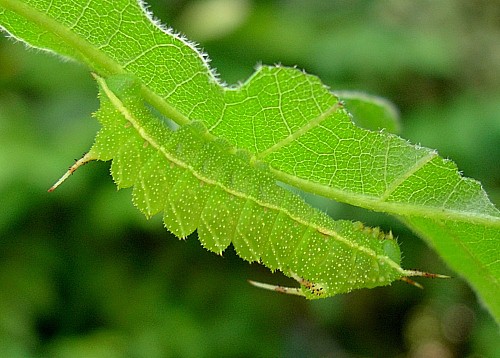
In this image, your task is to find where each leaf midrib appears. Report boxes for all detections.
[272,168,500,226]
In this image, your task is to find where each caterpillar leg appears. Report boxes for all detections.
[290,273,326,297]
[248,273,326,297]
[248,280,305,296]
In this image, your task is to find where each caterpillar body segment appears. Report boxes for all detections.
[54,74,435,298]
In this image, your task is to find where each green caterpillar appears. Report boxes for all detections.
[50,74,443,298]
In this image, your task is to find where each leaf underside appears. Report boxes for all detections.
[0,0,498,316]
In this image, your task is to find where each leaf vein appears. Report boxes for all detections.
[379,151,438,202]
[256,101,343,159]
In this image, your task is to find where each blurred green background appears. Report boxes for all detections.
[1,0,499,357]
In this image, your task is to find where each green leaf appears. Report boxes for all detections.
[334,91,401,133]
[1,0,498,319]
